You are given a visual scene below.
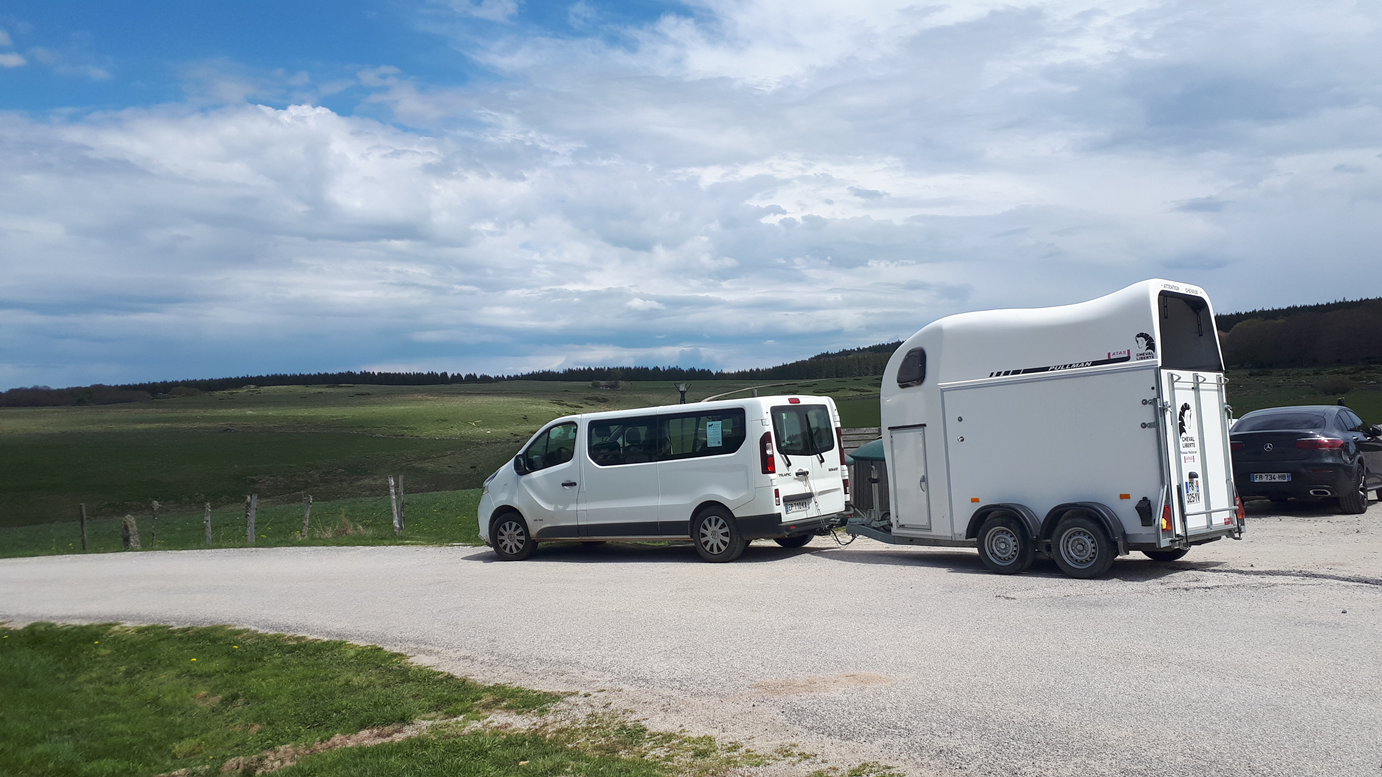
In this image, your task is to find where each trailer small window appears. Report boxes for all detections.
[1158,292,1224,371]
[897,348,927,388]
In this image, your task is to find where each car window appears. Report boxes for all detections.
[772,404,835,456]
[587,416,660,466]
[661,408,748,461]
[522,422,577,471]
[1233,412,1326,433]
[1340,409,1365,431]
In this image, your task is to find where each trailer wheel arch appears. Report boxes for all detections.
[1041,502,1127,555]
[965,503,1041,543]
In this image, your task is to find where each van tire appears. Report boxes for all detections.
[774,534,813,549]
[1142,548,1190,562]
[693,507,746,562]
[976,515,1033,574]
[1051,515,1115,578]
[1339,466,1368,515]
[491,512,536,561]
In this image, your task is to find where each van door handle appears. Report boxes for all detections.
[562,481,577,488]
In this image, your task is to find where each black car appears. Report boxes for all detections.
[1231,405,1382,514]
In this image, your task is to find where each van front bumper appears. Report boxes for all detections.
[736,512,848,540]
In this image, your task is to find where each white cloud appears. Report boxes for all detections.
[0,53,24,68]
[0,29,12,47]
[2,0,1381,387]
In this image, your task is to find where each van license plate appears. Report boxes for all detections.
[785,500,809,514]
[1251,473,1290,482]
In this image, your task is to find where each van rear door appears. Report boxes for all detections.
[770,401,847,518]
[1161,370,1236,538]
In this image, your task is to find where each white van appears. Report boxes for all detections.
[478,396,849,562]
[848,279,1244,578]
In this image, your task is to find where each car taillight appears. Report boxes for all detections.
[836,427,847,465]
[1160,505,1173,532]
[1295,437,1345,450]
[760,431,776,474]
[1230,441,1244,452]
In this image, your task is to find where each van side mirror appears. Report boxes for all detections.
[513,455,529,475]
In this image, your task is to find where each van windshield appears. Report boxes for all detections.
[772,405,834,457]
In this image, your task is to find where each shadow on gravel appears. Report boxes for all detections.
[460,540,831,565]
[1243,497,1357,518]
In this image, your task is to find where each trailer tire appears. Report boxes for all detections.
[1051,516,1115,578]
[1339,465,1368,515]
[491,512,536,561]
[1142,548,1190,562]
[774,534,813,549]
[693,507,747,562]
[976,515,1033,574]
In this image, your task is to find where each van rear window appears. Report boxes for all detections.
[772,405,834,457]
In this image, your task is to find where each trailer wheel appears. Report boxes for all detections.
[976,515,1033,574]
[1051,516,1114,578]
[1338,465,1368,515]
[491,512,536,561]
[693,507,747,562]
[774,534,813,549]
[1142,548,1189,562]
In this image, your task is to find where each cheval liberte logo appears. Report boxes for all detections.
[988,333,1156,378]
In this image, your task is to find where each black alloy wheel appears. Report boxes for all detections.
[1339,465,1368,515]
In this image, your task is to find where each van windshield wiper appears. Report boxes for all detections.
[806,418,825,464]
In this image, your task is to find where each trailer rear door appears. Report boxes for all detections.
[1161,370,1236,536]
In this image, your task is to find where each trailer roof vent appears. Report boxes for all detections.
[897,348,927,388]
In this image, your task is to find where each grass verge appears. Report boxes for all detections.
[0,622,872,777]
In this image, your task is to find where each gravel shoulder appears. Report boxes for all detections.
[3,499,1379,776]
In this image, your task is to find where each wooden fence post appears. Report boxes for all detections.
[389,476,401,535]
[245,495,257,544]
[204,503,212,546]
[150,500,160,547]
[398,475,406,532]
[302,495,313,536]
[121,514,140,550]
[79,504,88,551]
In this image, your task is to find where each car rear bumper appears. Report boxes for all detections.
[1234,462,1353,499]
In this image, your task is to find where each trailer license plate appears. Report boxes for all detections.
[1252,473,1290,482]
[785,500,809,514]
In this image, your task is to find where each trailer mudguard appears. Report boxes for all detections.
[965,503,1041,544]
[1041,502,1128,555]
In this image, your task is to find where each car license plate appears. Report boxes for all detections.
[1251,473,1291,483]
[785,500,809,514]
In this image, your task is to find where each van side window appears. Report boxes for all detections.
[587,416,661,466]
[897,348,926,388]
[522,422,577,472]
[661,409,748,461]
[772,405,835,456]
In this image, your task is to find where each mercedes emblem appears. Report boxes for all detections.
[1263,443,1274,451]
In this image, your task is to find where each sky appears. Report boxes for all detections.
[1,0,1380,389]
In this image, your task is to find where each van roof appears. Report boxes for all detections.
[545,394,839,424]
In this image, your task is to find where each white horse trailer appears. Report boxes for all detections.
[847,279,1244,578]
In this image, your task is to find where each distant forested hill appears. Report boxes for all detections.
[1217,297,1382,368]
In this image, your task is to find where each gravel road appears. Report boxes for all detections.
[3,499,1380,777]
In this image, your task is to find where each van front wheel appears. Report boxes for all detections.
[693,508,747,562]
[491,512,536,561]
[1051,516,1114,578]
[976,515,1033,574]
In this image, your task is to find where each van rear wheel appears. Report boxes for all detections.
[1051,516,1114,578]
[491,512,536,561]
[774,534,813,549]
[693,507,746,562]
[976,515,1033,574]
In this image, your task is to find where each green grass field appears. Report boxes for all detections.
[2,366,1377,536]
[1,622,788,777]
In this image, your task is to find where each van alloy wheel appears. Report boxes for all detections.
[693,508,746,562]
[976,515,1033,574]
[1051,515,1114,579]
[492,513,536,561]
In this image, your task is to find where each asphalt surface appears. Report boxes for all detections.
[3,500,1380,777]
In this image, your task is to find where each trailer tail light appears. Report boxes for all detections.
[1295,437,1345,450]
[1160,505,1173,532]
[1235,496,1246,524]
[760,432,776,474]
[1230,441,1244,452]
[836,427,847,465]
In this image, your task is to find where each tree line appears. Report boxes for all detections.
[1218,297,1382,368]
